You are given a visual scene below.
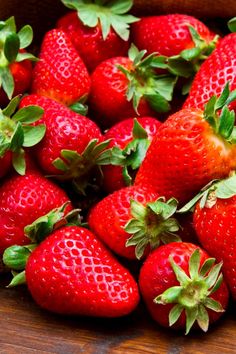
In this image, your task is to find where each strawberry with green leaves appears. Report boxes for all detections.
[31,29,90,107]
[57,0,138,72]
[0,96,45,178]
[89,44,177,128]
[139,242,229,334]
[101,117,162,193]
[135,84,236,205]
[0,16,37,107]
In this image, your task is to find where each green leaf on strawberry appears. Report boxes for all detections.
[228,17,236,32]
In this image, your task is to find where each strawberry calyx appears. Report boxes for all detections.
[61,0,139,41]
[125,197,181,259]
[118,44,177,114]
[98,119,150,186]
[154,249,225,334]
[178,173,236,213]
[0,16,37,99]
[52,139,111,195]
[228,17,236,32]
[0,95,45,175]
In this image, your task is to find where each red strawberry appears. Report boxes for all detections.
[139,242,229,334]
[135,86,236,205]
[88,185,182,260]
[0,152,12,179]
[89,45,177,128]
[184,33,236,112]
[0,17,36,107]
[0,171,72,254]
[31,29,90,106]
[101,117,162,193]
[20,94,105,193]
[11,225,140,317]
[57,0,138,72]
[182,174,236,300]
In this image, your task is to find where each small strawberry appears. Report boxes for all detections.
[139,242,229,334]
[31,29,90,106]
[0,170,72,254]
[89,45,177,128]
[88,185,182,260]
[3,222,140,317]
[20,94,106,194]
[135,84,236,205]
[0,17,37,107]
[101,117,162,193]
[184,33,236,112]
[179,174,236,300]
[57,0,138,72]
[0,95,45,178]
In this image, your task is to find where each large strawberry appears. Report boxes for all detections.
[57,0,138,72]
[184,33,236,111]
[101,117,162,193]
[3,223,140,317]
[89,45,177,128]
[31,29,90,106]
[179,174,236,300]
[0,16,36,107]
[139,242,229,334]
[20,94,106,193]
[135,85,236,205]
[88,185,183,260]
[0,171,72,254]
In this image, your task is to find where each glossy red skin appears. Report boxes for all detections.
[102,117,162,193]
[194,196,236,299]
[0,152,12,179]
[184,33,236,112]
[31,29,91,106]
[88,185,160,259]
[26,225,140,317]
[131,14,216,57]
[20,94,103,175]
[0,172,72,254]
[139,242,229,331]
[89,57,156,128]
[135,108,236,205]
[57,11,129,72]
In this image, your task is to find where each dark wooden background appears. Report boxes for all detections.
[1,274,235,354]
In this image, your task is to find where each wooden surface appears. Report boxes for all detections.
[0,274,235,354]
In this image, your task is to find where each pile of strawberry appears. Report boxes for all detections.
[0,0,236,336]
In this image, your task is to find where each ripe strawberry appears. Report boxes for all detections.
[139,242,229,334]
[184,33,236,112]
[88,185,182,260]
[20,94,105,193]
[135,85,236,205]
[0,152,12,179]
[89,45,177,128]
[180,174,236,300]
[57,0,138,72]
[0,17,36,107]
[31,29,90,106]
[0,171,72,254]
[101,117,162,193]
[5,224,140,317]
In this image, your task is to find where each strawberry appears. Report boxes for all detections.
[180,174,236,300]
[88,185,183,260]
[139,242,229,334]
[57,0,138,72]
[31,29,91,106]
[135,85,236,205]
[89,45,177,128]
[0,17,37,107]
[0,171,72,254]
[101,117,162,193]
[4,224,140,317]
[20,94,106,193]
[0,95,45,178]
[184,33,236,112]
